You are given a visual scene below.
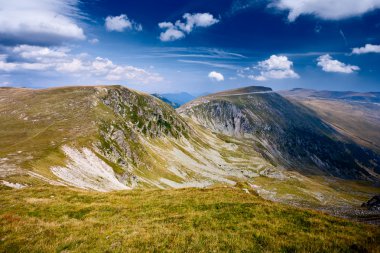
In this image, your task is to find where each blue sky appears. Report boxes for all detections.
[0,0,380,93]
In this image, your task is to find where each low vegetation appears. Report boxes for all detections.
[1,186,379,252]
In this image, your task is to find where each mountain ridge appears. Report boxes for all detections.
[281,88,380,103]
[179,87,380,182]
[1,84,379,212]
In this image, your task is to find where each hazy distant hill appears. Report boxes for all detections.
[157,92,195,105]
[280,88,380,153]
[152,93,180,108]
[281,88,380,103]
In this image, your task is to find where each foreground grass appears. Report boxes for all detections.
[0,186,379,252]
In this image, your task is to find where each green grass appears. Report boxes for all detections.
[1,186,379,252]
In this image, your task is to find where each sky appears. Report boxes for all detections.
[0,0,380,94]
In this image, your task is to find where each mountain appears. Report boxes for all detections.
[1,85,380,251]
[281,88,380,103]
[1,85,379,210]
[151,93,180,108]
[156,92,195,106]
[178,86,380,182]
[280,88,380,153]
[0,85,275,191]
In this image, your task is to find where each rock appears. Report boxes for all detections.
[361,195,380,211]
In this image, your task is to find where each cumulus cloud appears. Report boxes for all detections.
[239,55,299,81]
[0,45,162,84]
[13,45,69,61]
[317,54,359,73]
[105,14,142,32]
[269,0,380,21]
[158,22,185,42]
[208,71,224,82]
[159,13,219,42]
[352,44,380,54]
[0,0,85,45]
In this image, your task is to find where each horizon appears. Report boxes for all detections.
[2,84,380,97]
[0,1,380,93]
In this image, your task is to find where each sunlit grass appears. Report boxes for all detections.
[1,186,379,252]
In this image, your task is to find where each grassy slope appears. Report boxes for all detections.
[0,86,378,222]
[1,186,379,253]
[178,92,380,209]
[286,97,380,153]
[180,91,380,180]
[0,87,100,173]
[0,86,274,190]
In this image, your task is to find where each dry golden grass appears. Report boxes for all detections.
[1,186,379,252]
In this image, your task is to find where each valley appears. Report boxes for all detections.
[0,85,379,252]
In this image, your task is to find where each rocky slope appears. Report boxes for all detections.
[178,87,380,182]
[0,86,275,191]
[1,85,379,211]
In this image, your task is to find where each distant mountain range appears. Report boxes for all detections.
[281,88,380,103]
[279,88,380,154]
[151,93,181,108]
[152,92,196,107]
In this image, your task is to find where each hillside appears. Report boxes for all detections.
[179,87,380,182]
[279,88,380,153]
[281,88,380,103]
[0,86,275,191]
[1,186,379,252]
[0,85,379,216]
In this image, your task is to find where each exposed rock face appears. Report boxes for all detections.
[51,146,130,192]
[101,86,190,138]
[361,195,380,211]
[186,100,253,137]
[179,89,380,181]
[93,86,193,188]
[1,84,379,214]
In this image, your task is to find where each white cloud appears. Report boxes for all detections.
[240,55,299,81]
[0,0,85,44]
[178,59,239,70]
[317,54,359,73]
[269,0,380,21]
[13,45,69,61]
[208,71,224,82]
[352,44,380,54]
[88,38,99,44]
[56,58,85,73]
[105,14,142,32]
[176,13,220,33]
[0,45,163,84]
[0,81,10,86]
[0,58,17,72]
[159,13,219,42]
[158,23,185,42]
